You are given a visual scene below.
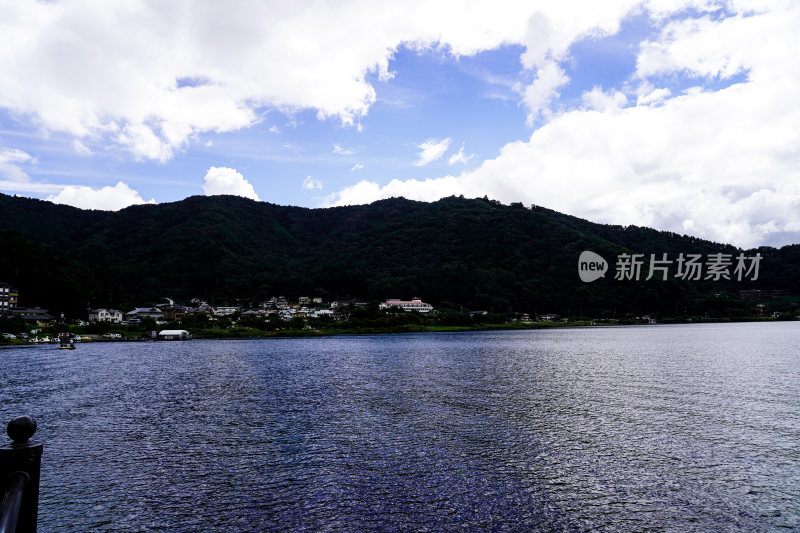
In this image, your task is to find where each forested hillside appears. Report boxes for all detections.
[1,193,798,318]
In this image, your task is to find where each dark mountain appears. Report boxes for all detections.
[0,192,797,318]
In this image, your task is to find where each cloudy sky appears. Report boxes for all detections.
[1,0,798,248]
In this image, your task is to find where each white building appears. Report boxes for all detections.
[89,308,123,323]
[158,329,191,341]
[213,306,240,316]
[381,298,434,313]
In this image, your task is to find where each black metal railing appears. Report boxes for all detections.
[0,416,42,533]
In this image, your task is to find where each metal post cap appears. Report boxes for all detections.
[7,415,37,444]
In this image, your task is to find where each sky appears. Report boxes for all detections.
[0,0,798,249]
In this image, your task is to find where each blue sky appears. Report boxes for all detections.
[1,0,799,248]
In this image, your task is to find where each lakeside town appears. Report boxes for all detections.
[1,281,539,343]
[2,279,798,344]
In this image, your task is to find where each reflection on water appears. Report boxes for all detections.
[1,322,799,531]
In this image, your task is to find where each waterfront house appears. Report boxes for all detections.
[89,308,123,323]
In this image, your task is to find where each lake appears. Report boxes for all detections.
[2,322,799,531]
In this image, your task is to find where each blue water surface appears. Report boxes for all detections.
[1,322,799,531]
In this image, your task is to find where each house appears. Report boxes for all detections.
[381,298,434,313]
[11,307,54,327]
[160,306,186,322]
[213,306,240,317]
[270,296,290,310]
[125,307,165,321]
[0,282,19,315]
[89,308,123,323]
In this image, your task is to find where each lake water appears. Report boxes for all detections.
[2,322,799,531]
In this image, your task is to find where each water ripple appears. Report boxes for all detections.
[1,323,799,531]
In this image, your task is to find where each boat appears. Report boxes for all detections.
[58,333,76,349]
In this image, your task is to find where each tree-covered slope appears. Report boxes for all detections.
[0,192,797,317]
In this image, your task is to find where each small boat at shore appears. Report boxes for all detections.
[58,333,77,349]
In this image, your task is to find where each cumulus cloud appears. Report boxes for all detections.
[47,181,155,211]
[582,86,628,112]
[519,61,569,123]
[328,3,800,248]
[202,166,259,200]
[0,0,664,161]
[302,175,322,189]
[350,163,364,171]
[414,138,451,166]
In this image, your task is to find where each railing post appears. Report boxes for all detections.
[0,416,43,533]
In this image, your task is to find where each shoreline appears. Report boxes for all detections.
[2,316,796,347]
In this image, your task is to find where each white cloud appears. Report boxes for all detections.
[519,61,569,123]
[47,181,155,211]
[0,149,69,194]
[0,0,667,161]
[636,86,671,106]
[332,144,355,155]
[0,148,35,182]
[448,145,474,165]
[1,146,152,206]
[414,137,451,166]
[328,3,800,248]
[350,163,364,171]
[581,86,627,112]
[302,175,322,190]
[202,166,259,200]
